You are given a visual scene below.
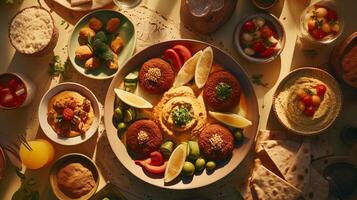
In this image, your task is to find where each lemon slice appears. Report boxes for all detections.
[114,88,153,109]
[195,46,213,89]
[173,50,202,87]
[209,111,252,128]
[164,143,187,183]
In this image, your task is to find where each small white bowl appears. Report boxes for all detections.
[38,82,100,145]
[234,13,286,64]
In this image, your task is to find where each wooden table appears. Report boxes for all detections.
[0,0,356,199]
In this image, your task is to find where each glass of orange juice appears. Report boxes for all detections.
[19,139,55,170]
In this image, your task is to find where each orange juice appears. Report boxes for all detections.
[19,139,55,170]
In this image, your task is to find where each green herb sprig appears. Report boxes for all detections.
[172,107,193,126]
[12,169,40,200]
[49,55,69,77]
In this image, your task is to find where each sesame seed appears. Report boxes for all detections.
[209,134,223,150]
[144,67,161,82]
[137,130,149,144]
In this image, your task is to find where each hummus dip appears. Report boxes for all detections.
[152,86,207,142]
[275,77,337,133]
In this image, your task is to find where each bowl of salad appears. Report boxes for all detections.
[234,13,286,63]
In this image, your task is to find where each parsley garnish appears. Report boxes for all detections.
[215,82,232,100]
[49,55,69,77]
[172,107,193,126]
[252,74,268,87]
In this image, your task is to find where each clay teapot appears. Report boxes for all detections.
[180,0,238,34]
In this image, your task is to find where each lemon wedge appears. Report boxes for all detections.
[114,88,153,109]
[209,111,252,128]
[173,50,202,87]
[164,143,187,183]
[195,46,213,89]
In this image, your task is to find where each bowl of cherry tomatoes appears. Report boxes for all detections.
[234,13,285,64]
[299,0,343,44]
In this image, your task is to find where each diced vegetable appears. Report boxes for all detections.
[188,140,200,160]
[160,141,174,157]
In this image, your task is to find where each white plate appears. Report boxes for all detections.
[39,82,101,145]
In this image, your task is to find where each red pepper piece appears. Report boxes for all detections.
[150,151,164,166]
[172,45,192,63]
[163,48,183,71]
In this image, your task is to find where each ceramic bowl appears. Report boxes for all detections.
[234,13,286,64]
[330,32,357,89]
[251,0,278,10]
[0,146,6,183]
[104,39,259,189]
[273,67,342,135]
[68,9,136,80]
[0,72,36,110]
[50,153,100,200]
[38,82,100,145]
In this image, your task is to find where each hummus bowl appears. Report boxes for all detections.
[39,82,101,145]
[273,67,342,135]
[104,39,259,189]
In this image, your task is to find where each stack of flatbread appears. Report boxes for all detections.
[240,130,330,200]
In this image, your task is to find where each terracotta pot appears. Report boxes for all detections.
[180,0,237,35]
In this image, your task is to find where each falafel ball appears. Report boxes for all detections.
[89,17,103,32]
[126,119,163,158]
[75,45,93,61]
[139,58,175,94]
[85,57,100,70]
[203,71,241,112]
[79,27,96,39]
[106,18,120,33]
[198,124,234,161]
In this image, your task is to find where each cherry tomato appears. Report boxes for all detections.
[312,95,321,106]
[260,25,273,39]
[304,106,316,117]
[311,28,327,40]
[243,21,255,32]
[302,95,313,107]
[252,41,266,53]
[307,19,316,31]
[8,78,18,92]
[315,84,327,97]
[327,10,338,21]
[260,47,274,58]
[150,151,164,166]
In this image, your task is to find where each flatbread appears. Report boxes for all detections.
[256,130,301,153]
[284,140,311,191]
[303,167,329,200]
[261,140,300,176]
[311,135,332,160]
[250,165,302,200]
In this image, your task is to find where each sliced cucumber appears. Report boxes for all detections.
[188,140,200,160]
[124,71,138,83]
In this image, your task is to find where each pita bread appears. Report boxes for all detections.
[250,165,302,200]
[311,135,333,160]
[284,140,311,191]
[261,140,300,176]
[256,130,301,153]
[303,167,329,200]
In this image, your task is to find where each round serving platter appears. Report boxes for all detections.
[104,39,259,189]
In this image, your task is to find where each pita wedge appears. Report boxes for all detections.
[256,130,302,153]
[284,140,311,191]
[303,167,329,200]
[311,135,333,160]
[261,140,300,176]
[250,165,302,200]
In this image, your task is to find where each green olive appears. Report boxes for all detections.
[182,161,195,176]
[206,161,216,171]
[233,129,244,142]
[115,107,123,121]
[195,158,206,171]
[117,122,127,131]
